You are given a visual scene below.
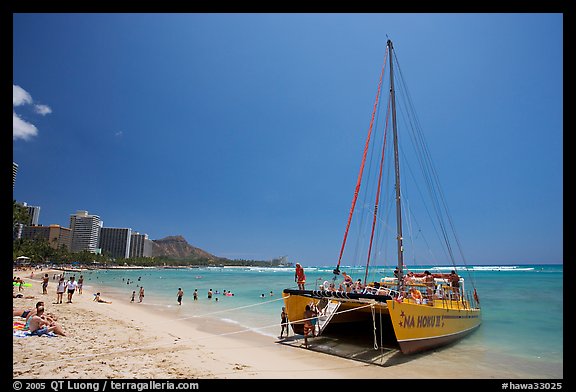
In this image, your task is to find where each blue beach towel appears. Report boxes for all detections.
[13,328,57,338]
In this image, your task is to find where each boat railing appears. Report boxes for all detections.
[362,285,401,298]
[374,278,480,309]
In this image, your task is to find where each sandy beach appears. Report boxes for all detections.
[12,268,560,380]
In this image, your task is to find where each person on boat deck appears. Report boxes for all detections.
[448,270,461,300]
[409,287,424,304]
[354,279,364,293]
[295,263,306,290]
[424,270,435,301]
[403,271,416,285]
[341,272,353,293]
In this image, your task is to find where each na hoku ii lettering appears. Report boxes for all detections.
[398,311,480,329]
[399,313,444,329]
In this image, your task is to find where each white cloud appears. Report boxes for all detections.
[13,85,33,106]
[13,111,38,141]
[34,104,52,115]
[13,84,51,141]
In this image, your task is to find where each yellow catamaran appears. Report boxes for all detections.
[283,39,481,354]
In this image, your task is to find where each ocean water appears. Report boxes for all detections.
[76,264,563,377]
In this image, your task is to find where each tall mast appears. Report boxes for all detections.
[388,39,405,283]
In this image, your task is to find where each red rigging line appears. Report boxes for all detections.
[364,96,391,284]
[335,46,389,275]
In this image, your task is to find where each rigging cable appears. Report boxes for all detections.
[335,47,389,276]
[391,45,477,289]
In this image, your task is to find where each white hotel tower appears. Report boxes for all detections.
[69,210,103,253]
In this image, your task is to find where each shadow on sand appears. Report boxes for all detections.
[275,320,435,367]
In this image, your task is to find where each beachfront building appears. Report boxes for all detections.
[13,162,18,189]
[22,202,41,226]
[99,227,132,259]
[130,232,153,258]
[69,210,103,253]
[13,201,41,239]
[21,224,72,249]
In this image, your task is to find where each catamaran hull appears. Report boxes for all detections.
[282,290,390,334]
[282,290,481,354]
[386,299,481,354]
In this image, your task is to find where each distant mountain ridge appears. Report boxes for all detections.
[151,235,220,261]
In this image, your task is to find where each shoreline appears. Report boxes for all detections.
[13,268,562,379]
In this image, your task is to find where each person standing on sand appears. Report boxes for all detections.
[302,305,316,348]
[55,277,66,304]
[130,291,135,302]
[42,274,49,295]
[280,307,289,338]
[77,275,84,294]
[139,287,145,303]
[177,288,184,305]
[65,276,78,303]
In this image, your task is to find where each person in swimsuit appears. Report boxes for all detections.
[295,263,306,290]
[280,307,289,338]
[93,292,112,304]
[177,288,184,305]
[42,274,49,295]
[14,301,57,329]
[28,306,66,336]
[77,275,84,294]
[342,272,353,293]
[424,270,435,302]
[448,270,461,300]
[56,277,66,304]
[302,305,316,348]
[13,308,31,318]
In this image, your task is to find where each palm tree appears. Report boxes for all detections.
[13,200,30,239]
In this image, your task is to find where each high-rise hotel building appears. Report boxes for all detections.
[21,202,41,226]
[99,227,132,259]
[13,162,18,190]
[14,201,41,239]
[130,232,153,258]
[21,224,72,250]
[69,210,103,253]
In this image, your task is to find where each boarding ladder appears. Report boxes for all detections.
[315,298,341,336]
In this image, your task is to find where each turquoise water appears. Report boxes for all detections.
[77,264,563,376]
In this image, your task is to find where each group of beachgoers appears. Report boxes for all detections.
[13,300,67,337]
[294,263,462,304]
[12,268,116,338]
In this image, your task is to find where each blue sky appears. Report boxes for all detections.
[12,13,563,266]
